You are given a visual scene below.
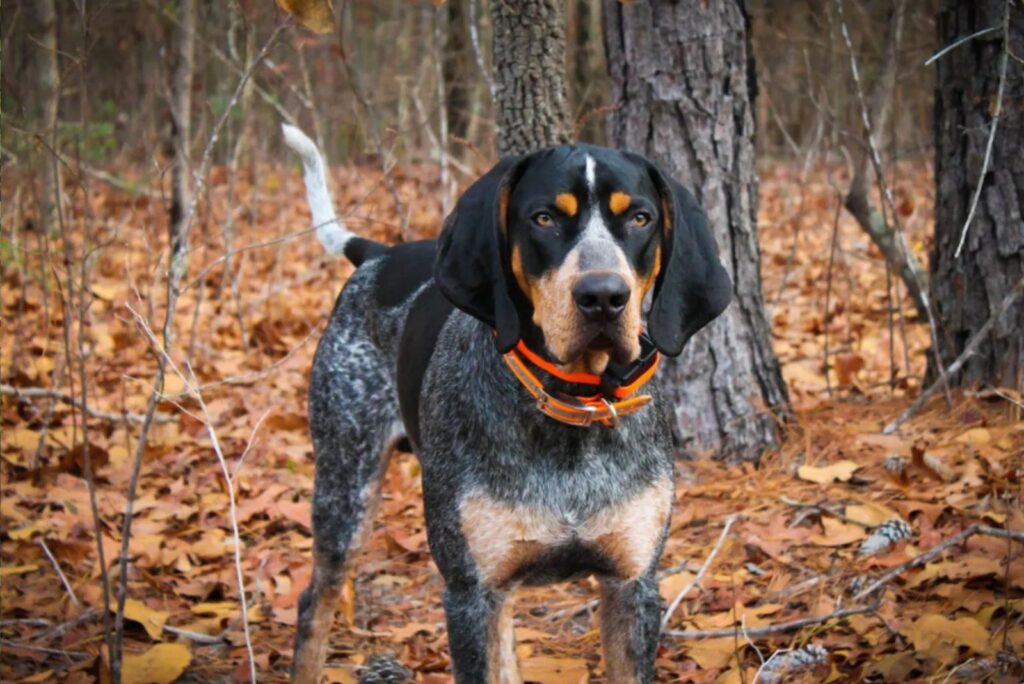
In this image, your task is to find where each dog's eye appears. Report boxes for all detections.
[630,212,652,228]
[532,212,555,228]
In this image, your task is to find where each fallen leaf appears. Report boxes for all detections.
[390,622,438,640]
[659,570,697,602]
[520,656,588,684]
[810,516,866,546]
[900,614,992,664]
[955,428,991,445]
[124,598,169,641]
[276,0,335,34]
[684,637,737,670]
[797,460,860,484]
[122,643,192,684]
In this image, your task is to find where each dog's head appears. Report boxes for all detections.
[435,145,732,374]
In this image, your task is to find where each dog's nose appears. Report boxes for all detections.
[573,274,630,322]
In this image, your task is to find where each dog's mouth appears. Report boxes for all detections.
[553,326,640,375]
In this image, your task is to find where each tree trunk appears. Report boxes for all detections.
[30,0,60,233]
[932,0,1024,390]
[443,0,472,146]
[569,0,606,145]
[490,0,571,155]
[169,0,196,265]
[603,0,789,460]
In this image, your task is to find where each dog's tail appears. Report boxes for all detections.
[281,123,386,266]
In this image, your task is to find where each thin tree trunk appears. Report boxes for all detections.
[30,0,60,233]
[604,0,789,460]
[932,0,1023,390]
[444,0,472,146]
[169,0,196,271]
[842,0,930,319]
[490,0,571,155]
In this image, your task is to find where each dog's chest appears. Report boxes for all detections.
[458,478,672,588]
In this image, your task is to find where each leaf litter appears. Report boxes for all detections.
[1,159,1022,682]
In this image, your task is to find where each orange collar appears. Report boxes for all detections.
[501,339,660,428]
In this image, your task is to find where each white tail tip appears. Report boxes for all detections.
[281,122,351,256]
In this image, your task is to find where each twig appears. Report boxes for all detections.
[127,308,258,682]
[467,0,495,103]
[30,609,100,642]
[162,623,227,645]
[926,25,1000,65]
[38,539,81,609]
[883,274,1024,433]
[0,638,90,659]
[233,407,273,479]
[1,384,174,424]
[835,0,951,406]
[779,496,870,528]
[665,602,879,640]
[0,619,51,629]
[334,15,410,241]
[822,193,842,396]
[112,22,286,681]
[661,514,740,631]
[852,524,1024,602]
[953,1,1011,259]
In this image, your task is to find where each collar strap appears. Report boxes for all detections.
[501,339,660,428]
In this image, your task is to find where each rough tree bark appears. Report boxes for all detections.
[490,0,572,156]
[604,0,789,460]
[932,0,1024,390]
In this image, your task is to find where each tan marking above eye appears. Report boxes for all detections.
[555,193,579,217]
[609,191,631,216]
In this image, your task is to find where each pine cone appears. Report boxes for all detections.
[858,518,913,557]
[358,654,412,684]
[760,644,829,683]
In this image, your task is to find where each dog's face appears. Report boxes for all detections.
[435,145,733,366]
[505,148,663,374]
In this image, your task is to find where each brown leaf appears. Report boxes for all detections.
[797,460,860,484]
[122,643,192,684]
[520,656,588,684]
[276,0,335,34]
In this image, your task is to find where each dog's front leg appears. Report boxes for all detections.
[443,583,521,684]
[599,574,661,684]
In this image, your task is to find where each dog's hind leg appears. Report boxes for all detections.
[291,330,402,683]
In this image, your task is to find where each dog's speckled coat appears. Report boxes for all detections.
[283,133,732,684]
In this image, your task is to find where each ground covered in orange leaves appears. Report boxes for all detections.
[2,158,1022,683]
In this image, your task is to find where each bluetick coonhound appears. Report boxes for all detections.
[281,124,732,683]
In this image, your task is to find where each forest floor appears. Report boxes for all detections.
[1,157,1022,683]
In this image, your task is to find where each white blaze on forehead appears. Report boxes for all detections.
[580,154,617,247]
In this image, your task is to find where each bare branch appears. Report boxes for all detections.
[853,523,1024,602]
[665,603,880,640]
[662,514,740,630]
[884,274,1024,433]
[953,2,1011,258]
[1,384,174,424]
[926,25,1000,65]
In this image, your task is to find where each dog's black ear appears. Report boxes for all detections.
[435,156,526,353]
[644,163,733,357]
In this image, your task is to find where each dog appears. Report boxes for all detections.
[281,124,732,684]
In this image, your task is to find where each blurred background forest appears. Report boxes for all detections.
[2,1,938,173]
[2,1,1022,683]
